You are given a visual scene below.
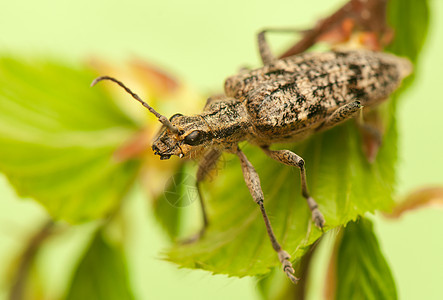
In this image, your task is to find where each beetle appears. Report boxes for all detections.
[92,30,412,283]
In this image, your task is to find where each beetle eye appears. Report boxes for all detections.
[183,130,205,146]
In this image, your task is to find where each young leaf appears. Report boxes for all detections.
[330,218,397,300]
[65,230,135,300]
[164,0,430,280]
[0,57,141,223]
[166,113,397,277]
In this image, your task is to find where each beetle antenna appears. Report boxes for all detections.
[91,76,180,134]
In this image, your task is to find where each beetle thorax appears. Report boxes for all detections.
[151,97,251,160]
[200,97,251,147]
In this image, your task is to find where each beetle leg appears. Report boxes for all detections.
[257,31,277,65]
[236,146,298,284]
[261,146,325,229]
[355,108,384,163]
[181,149,221,244]
[318,101,383,162]
[196,149,222,228]
[203,94,227,110]
[257,28,306,65]
[317,100,362,132]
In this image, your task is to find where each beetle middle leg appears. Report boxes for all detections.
[235,146,298,283]
[261,146,325,229]
[355,108,384,162]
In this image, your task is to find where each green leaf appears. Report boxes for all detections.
[166,112,397,277]
[0,56,141,223]
[257,267,290,300]
[387,0,429,63]
[163,0,430,280]
[333,218,397,300]
[65,230,135,300]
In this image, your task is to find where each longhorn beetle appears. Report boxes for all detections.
[92,30,412,283]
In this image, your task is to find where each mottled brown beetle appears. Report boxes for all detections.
[92,30,412,283]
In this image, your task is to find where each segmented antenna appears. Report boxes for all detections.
[91,76,180,134]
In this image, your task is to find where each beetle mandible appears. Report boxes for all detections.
[92,30,412,283]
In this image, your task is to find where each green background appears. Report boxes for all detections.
[0,0,442,299]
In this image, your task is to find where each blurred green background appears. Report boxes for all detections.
[0,0,442,299]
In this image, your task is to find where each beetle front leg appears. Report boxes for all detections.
[236,146,298,284]
[181,149,221,244]
[196,149,222,228]
[261,147,325,229]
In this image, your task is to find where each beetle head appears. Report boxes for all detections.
[152,114,212,160]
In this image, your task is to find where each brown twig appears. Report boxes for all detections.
[280,0,389,58]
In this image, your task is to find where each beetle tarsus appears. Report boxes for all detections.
[278,250,299,283]
[312,208,326,229]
